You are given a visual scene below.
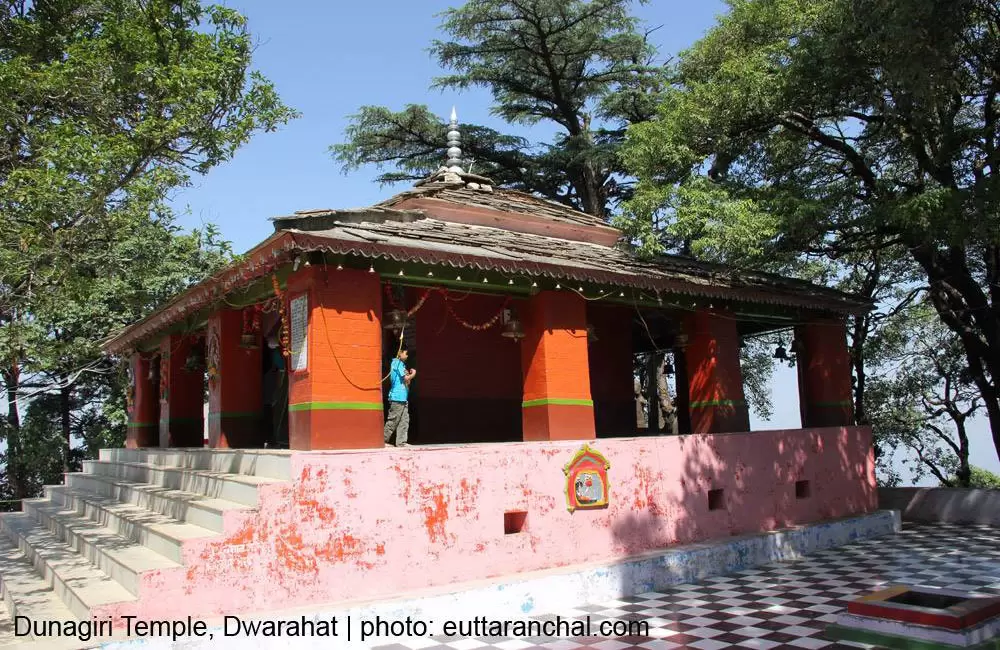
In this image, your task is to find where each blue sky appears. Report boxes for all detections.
[163,0,998,483]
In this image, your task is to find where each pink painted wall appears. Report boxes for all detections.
[107,426,876,621]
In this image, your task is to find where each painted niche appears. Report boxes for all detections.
[564,444,610,512]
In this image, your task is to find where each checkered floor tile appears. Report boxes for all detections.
[372,522,1000,650]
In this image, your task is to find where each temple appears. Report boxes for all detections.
[0,112,883,632]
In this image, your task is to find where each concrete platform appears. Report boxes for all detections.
[85,510,901,650]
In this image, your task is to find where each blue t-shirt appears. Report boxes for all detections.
[388,358,408,402]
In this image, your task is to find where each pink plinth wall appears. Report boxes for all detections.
[101,426,877,621]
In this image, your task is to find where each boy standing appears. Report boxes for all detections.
[384,347,416,447]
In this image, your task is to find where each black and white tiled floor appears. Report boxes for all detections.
[373,523,1000,650]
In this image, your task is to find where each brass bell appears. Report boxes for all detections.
[383,309,407,333]
[183,349,203,372]
[502,317,525,340]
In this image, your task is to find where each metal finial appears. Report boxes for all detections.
[446,106,463,172]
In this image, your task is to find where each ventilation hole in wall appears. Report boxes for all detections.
[708,489,725,511]
[504,511,527,534]
[795,480,812,499]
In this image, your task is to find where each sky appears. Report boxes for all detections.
[156,0,994,483]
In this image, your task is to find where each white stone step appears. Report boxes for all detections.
[82,460,281,507]
[0,538,133,648]
[22,495,202,576]
[99,448,293,480]
[0,537,82,649]
[54,473,249,534]
[0,513,136,621]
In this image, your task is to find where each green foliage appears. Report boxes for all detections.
[964,467,1000,489]
[0,0,294,500]
[333,0,667,217]
[621,0,1000,462]
[740,338,775,422]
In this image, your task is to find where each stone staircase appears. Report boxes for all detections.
[0,449,293,643]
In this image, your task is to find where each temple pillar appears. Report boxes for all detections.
[158,334,205,447]
[520,291,596,441]
[207,309,263,448]
[287,266,384,450]
[126,353,159,448]
[683,309,750,434]
[796,318,854,427]
[587,304,634,436]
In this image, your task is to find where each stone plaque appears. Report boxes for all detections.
[290,294,308,371]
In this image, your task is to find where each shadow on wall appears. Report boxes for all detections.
[610,427,876,597]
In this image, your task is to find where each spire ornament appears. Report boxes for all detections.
[446,107,464,173]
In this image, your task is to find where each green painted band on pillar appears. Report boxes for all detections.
[128,421,158,428]
[689,399,746,409]
[522,398,594,408]
[288,401,383,412]
[158,417,204,424]
[207,411,261,419]
[808,400,853,407]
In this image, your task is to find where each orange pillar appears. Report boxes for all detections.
[683,309,750,434]
[207,309,263,448]
[796,318,854,427]
[158,334,205,447]
[287,266,384,450]
[126,354,159,448]
[520,291,596,441]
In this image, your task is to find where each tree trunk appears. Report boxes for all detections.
[850,315,870,426]
[674,346,692,434]
[910,244,1000,463]
[634,376,647,429]
[657,362,678,434]
[955,413,972,488]
[3,362,25,501]
[645,353,660,433]
[60,383,72,478]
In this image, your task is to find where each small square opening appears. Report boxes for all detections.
[887,590,965,610]
[708,489,725,511]
[795,480,811,499]
[504,511,527,534]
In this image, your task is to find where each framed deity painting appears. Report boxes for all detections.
[564,444,610,512]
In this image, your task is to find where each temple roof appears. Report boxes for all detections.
[101,170,871,354]
[275,212,870,314]
[378,177,611,230]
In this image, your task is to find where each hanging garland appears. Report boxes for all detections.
[206,325,221,387]
[271,275,292,359]
[125,363,135,415]
[383,284,436,318]
[444,294,511,331]
[383,283,511,332]
[242,305,262,337]
[159,350,170,402]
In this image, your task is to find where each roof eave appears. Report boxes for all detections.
[103,230,871,357]
[100,231,300,356]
